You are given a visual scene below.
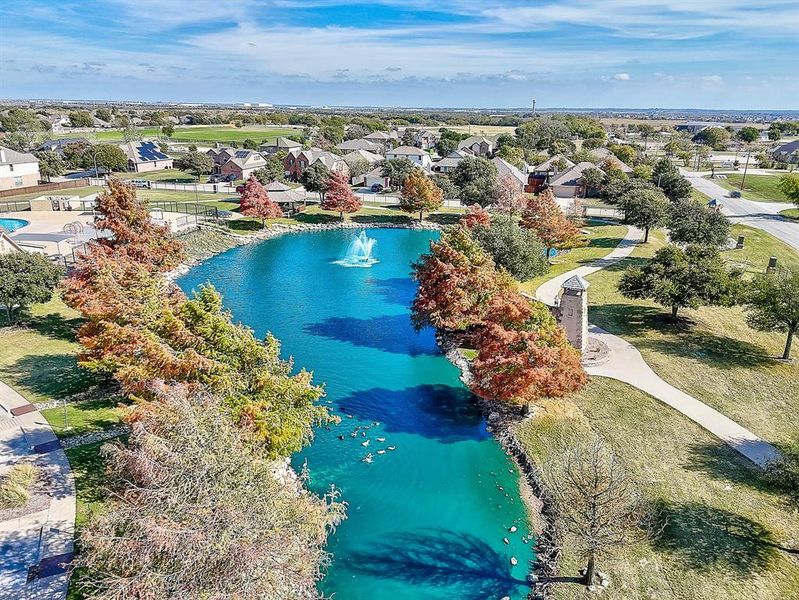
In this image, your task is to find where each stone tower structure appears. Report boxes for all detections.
[558,274,590,353]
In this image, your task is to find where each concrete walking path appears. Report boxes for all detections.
[535,226,781,467]
[0,380,75,600]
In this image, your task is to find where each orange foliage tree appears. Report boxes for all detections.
[321,171,362,220]
[238,175,283,227]
[522,188,583,260]
[494,173,528,215]
[411,226,507,331]
[470,292,587,411]
[400,168,443,221]
[459,203,491,229]
[92,178,184,271]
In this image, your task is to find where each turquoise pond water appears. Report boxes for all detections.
[177,228,533,600]
[0,218,28,233]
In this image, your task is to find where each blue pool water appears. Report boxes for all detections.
[0,218,28,233]
[178,228,533,600]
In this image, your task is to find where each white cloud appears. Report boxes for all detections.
[701,75,723,84]
[613,73,631,81]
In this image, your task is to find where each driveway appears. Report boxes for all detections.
[682,170,799,252]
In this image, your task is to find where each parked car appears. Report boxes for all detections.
[130,179,151,188]
[370,183,384,193]
[222,173,236,182]
[730,190,741,198]
[208,174,223,183]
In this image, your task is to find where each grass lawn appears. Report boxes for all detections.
[712,174,791,203]
[73,126,298,144]
[779,207,799,222]
[515,378,799,600]
[584,226,799,447]
[690,187,712,203]
[0,297,96,404]
[518,220,628,295]
[41,396,124,438]
[119,169,198,183]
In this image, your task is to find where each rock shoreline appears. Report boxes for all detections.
[436,331,561,600]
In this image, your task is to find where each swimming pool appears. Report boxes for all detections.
[0,218,29,233]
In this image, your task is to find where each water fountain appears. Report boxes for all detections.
[335,230,379,267]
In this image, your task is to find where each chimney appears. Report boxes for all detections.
[0,149,6,163]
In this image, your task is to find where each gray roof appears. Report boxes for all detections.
[533,154,575,173]
[387,145,426,156]
[492,156,527,187]
[336,139,382,153]
[562,274,590,291]
[550,162,597,186]
[343,149,383,165]
[264,180,291,192]
[773,140,799,154]
[0,146,38,166]
[263,137,302,150]
[364,131,393,141]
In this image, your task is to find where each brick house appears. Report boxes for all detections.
[283,148,349,181]
[120,141,173,173]
[219,150,268,180]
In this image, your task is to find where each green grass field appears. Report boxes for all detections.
[779,207,799,222]
[63,126,298,144]
[119,169,199,183]
[515,378,799,600]
[518,220,628,295]
[712,174,791,203]
[584,226,799,447]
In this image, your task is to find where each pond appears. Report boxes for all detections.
[178,228,533,600]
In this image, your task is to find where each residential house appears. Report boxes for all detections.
[0,147,40,191]
[590,147,633,173]
[549,162,597,198]
[260,137,302,155]
[283,148,349,181]
[675,121,723,134]
[363,130,396,153]
[457,136,494,157]
[343,149,383,167]
[219,150,268,180]
[492,156,527,191]
[770,140,799,164]
[385,145,432,170]
[207,147,239,166]
[414,129,440,150]
[335,138,383,154]
[361,166,391,190]
[120,141,173,173]
[526,155,575,193]
[37,137,90,157]
[433,149,471,173]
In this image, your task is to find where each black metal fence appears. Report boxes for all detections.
[147,200,221,223]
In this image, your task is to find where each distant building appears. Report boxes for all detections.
[385,145,432,169]
[335,139,383,154]
[283,148,349,180]
[219,149,268,180]
[37,137,90,157]
[770,140,799,164]
[675,121,724,134]
[549,162,597,198]
[492,156,527,190]
[526,154,575,193]
[342,149,383,167]
[433,149,472,173]
[457,136,494,157]
[119,141,173,173]
[0,146,40,190]
[260,137,302,155]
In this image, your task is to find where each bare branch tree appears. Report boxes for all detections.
[542,436,656,587]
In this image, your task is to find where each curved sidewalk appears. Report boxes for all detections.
[535,227,780,467]
[0,380,75,600]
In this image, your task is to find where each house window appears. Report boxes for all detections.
[9,164,14,172]
[14,176,23,187]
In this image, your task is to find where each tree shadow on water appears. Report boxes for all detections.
[348,529,529,598]
[339,385,487,443]
[368,277,417,308]
[652,500,790,575]
[305,314,438,356]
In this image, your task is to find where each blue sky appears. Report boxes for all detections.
[1,0,797,109]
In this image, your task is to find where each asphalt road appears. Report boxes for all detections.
[683,171,799,252]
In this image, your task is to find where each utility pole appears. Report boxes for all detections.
[740,148,751,191]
